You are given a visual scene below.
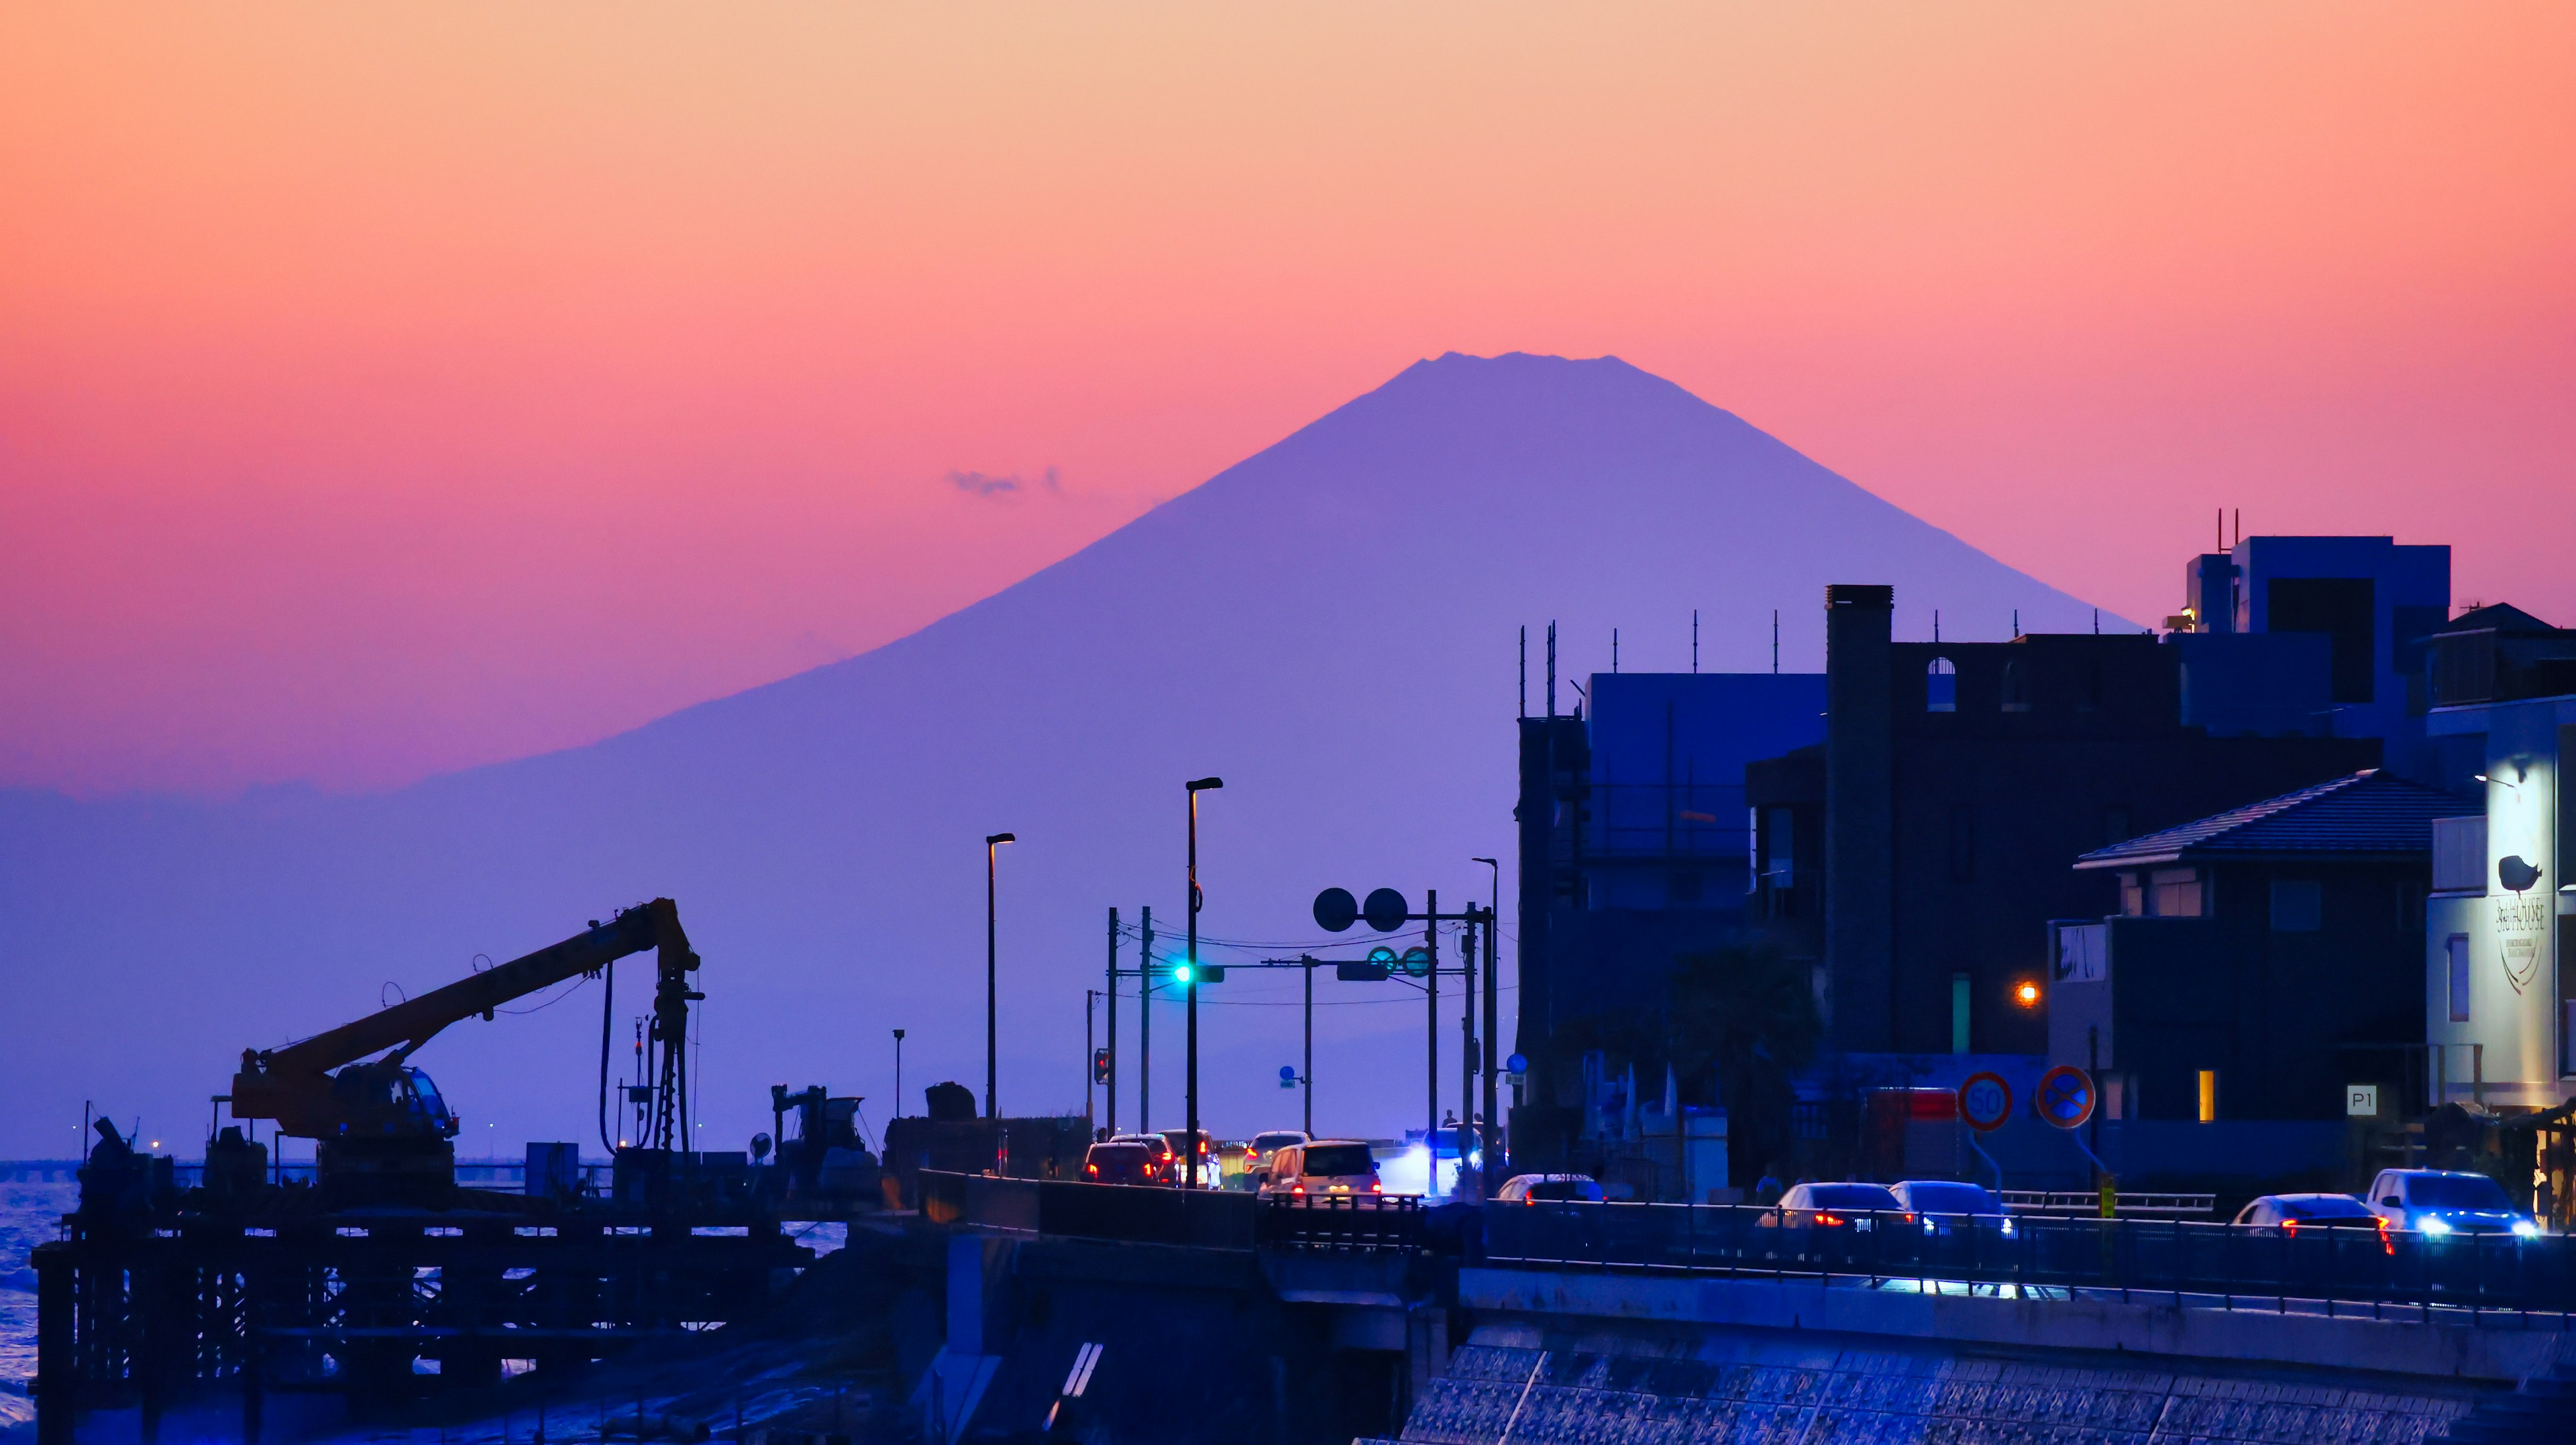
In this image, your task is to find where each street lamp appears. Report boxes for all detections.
[1473,856,1499,1198]
[1185,777,1224,1188]
[985,833,1015,1120]
[893,1028,906,1121]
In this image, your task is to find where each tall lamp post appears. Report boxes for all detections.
[985,832,1015,1120]
[893,1028,906,1121]
[1185,777,1224,1188]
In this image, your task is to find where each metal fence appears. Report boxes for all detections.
[1485,1201,2576,1320]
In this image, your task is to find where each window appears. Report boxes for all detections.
[2197,1069,2218,1123]
[2001,657,2031,712]
[1949,805,1976,884]
[2151,867,2202,918]
[1926,657,1957,712]
[2447,934,2471,1022]
[2270,879,2323,932]
[2120,873,2145,917]
[1950,972,1972,1055]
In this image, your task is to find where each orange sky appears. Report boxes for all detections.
[4,3,2571,794]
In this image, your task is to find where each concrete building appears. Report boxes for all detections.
[1751,584,2381,1059]
[2055,768,2469,1122]
[2422,604,2576,1111]
[1513,672,1827,1086]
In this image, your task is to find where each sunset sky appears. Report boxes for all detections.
[5,3,2570,796]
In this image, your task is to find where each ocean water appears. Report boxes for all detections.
[0,1181,74,1437]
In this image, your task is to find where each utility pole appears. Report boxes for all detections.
[1302,956,1316,1136]
[1105,908,1120,1134]
[1085,989,1097,1134]
[1483,902,1500,1196]
[1459,909,1477,1198]
[1426,887,1439,1194]
[1138,906,1154,1134]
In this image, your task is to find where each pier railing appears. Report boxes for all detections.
[916,1171,1424,1253]
[1485,1201,2576,1320]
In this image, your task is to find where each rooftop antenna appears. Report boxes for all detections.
[2216,507,2223,552]
[1546,621,1557,720]
[2012,608,2021,639]
[2233,508,2240,548]
[1692,610,1699,674]
[2093,608,2100,635]
[1771,609,1780,674]
[1611,627,1619,674]
[1933,609,1941,644]
[1519,626,1527,720]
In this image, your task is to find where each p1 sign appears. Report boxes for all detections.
[2346,1083,2380,1118]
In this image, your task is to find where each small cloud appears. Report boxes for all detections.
[945,464,1069,502]
[947,469,1021,498]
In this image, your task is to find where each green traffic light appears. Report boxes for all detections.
[1173,961,1195,984]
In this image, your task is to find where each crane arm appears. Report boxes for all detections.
[231,898,695,1133]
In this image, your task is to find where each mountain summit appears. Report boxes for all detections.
[0,354,2115,1153]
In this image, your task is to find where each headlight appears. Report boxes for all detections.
[1923,1218,1938,1234]
[2000,1218,2016,1237]
[2418,1216,2452,1236]
[2514,1220,2542,1238]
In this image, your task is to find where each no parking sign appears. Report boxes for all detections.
[2035,1065,2096,1130]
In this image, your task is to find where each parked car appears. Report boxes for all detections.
[1109,1133,1177,1183]
[2231,1193,2387,1238]
[2363,1169,2540,1237]
[1081,1140,1159,1185]
[1260,1140,1385,1198]
[1760,1182,1905,1232]
[1890,1180,2015,1237]
[1497,1173,1606,1206]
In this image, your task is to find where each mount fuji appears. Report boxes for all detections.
[0,352,2123,1157]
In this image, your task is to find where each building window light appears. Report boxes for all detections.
[2197,1070,2218,1123]
[1926,657,1957,713]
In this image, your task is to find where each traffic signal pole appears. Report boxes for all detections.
[1482,904,1500,1198]
[1425,888,1438,1186]
[1104,908,1119,1134]
[1138,906,1153,1134]
[1460,910,1477,1197]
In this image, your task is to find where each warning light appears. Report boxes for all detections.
[2014,981,2041,1008]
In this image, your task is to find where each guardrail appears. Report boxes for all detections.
[1485,1201,2576,1320]
[1998,1189,2214,1217]
[916,1171,1424,1254]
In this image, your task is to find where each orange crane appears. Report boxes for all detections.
[227,898,699,1192]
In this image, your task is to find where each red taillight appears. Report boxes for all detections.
[1371,1181,1382,1193]
[2283,1218,2298,1238]
[1086,1163,1099,1177]
[1524,1196,1537,1207]
[2379,1218,2395,1256]
[1814,1212,1845,1227]
[1292,1185,1305,1195]
[1900,1213,1915,1224]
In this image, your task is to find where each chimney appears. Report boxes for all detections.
[1824,584,1895,1051]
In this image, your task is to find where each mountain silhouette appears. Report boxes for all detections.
[0,353,2122,1156]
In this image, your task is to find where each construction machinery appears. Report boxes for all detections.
[227,896,700,1198]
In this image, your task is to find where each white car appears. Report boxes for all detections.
[1260,1140,1385,1198]
[1496,1173,1605,1206]
[2361,1169,2540,1238]
[1243,1130,1309,1184]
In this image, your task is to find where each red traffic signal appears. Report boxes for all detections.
[1091,1047,1112,1085]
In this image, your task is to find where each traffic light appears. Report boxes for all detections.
[1091,1047,1112,1085]
[1169,961,1224,984]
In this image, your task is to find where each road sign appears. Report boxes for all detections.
[2035,1065,2094,1130]
[2346,1083,2380,1118]
[1362,888,1409,932]
[1505,1053,1527,1075]
[1280,1065,1299,1089]
[1958,1072,2013,1132]
[1313,888,1359,932]
[1337,961,1390,981]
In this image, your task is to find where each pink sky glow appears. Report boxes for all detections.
[3,3,2570,795]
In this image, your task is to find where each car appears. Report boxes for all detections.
[1261,1139,1385,1198]
[1760,1182,1905,1232]
[1243,1130,1310,1182]
[2363,1169,2541,1238]
[1109,1132,1177,1183]
[1890,1180,2015,1238]
[1496,1173,1606,1206]
[1081,1141,1159,1185]
[1159,1128,1224,1187]
[2231,1192,2388,1238]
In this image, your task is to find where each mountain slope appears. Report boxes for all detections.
[0,353,2121,1156]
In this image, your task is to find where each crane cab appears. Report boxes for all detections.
[327,1061,461,1139]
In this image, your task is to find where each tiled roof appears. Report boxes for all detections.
[2074,769,2476,869]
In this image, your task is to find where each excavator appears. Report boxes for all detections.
[228,897,701,1198]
